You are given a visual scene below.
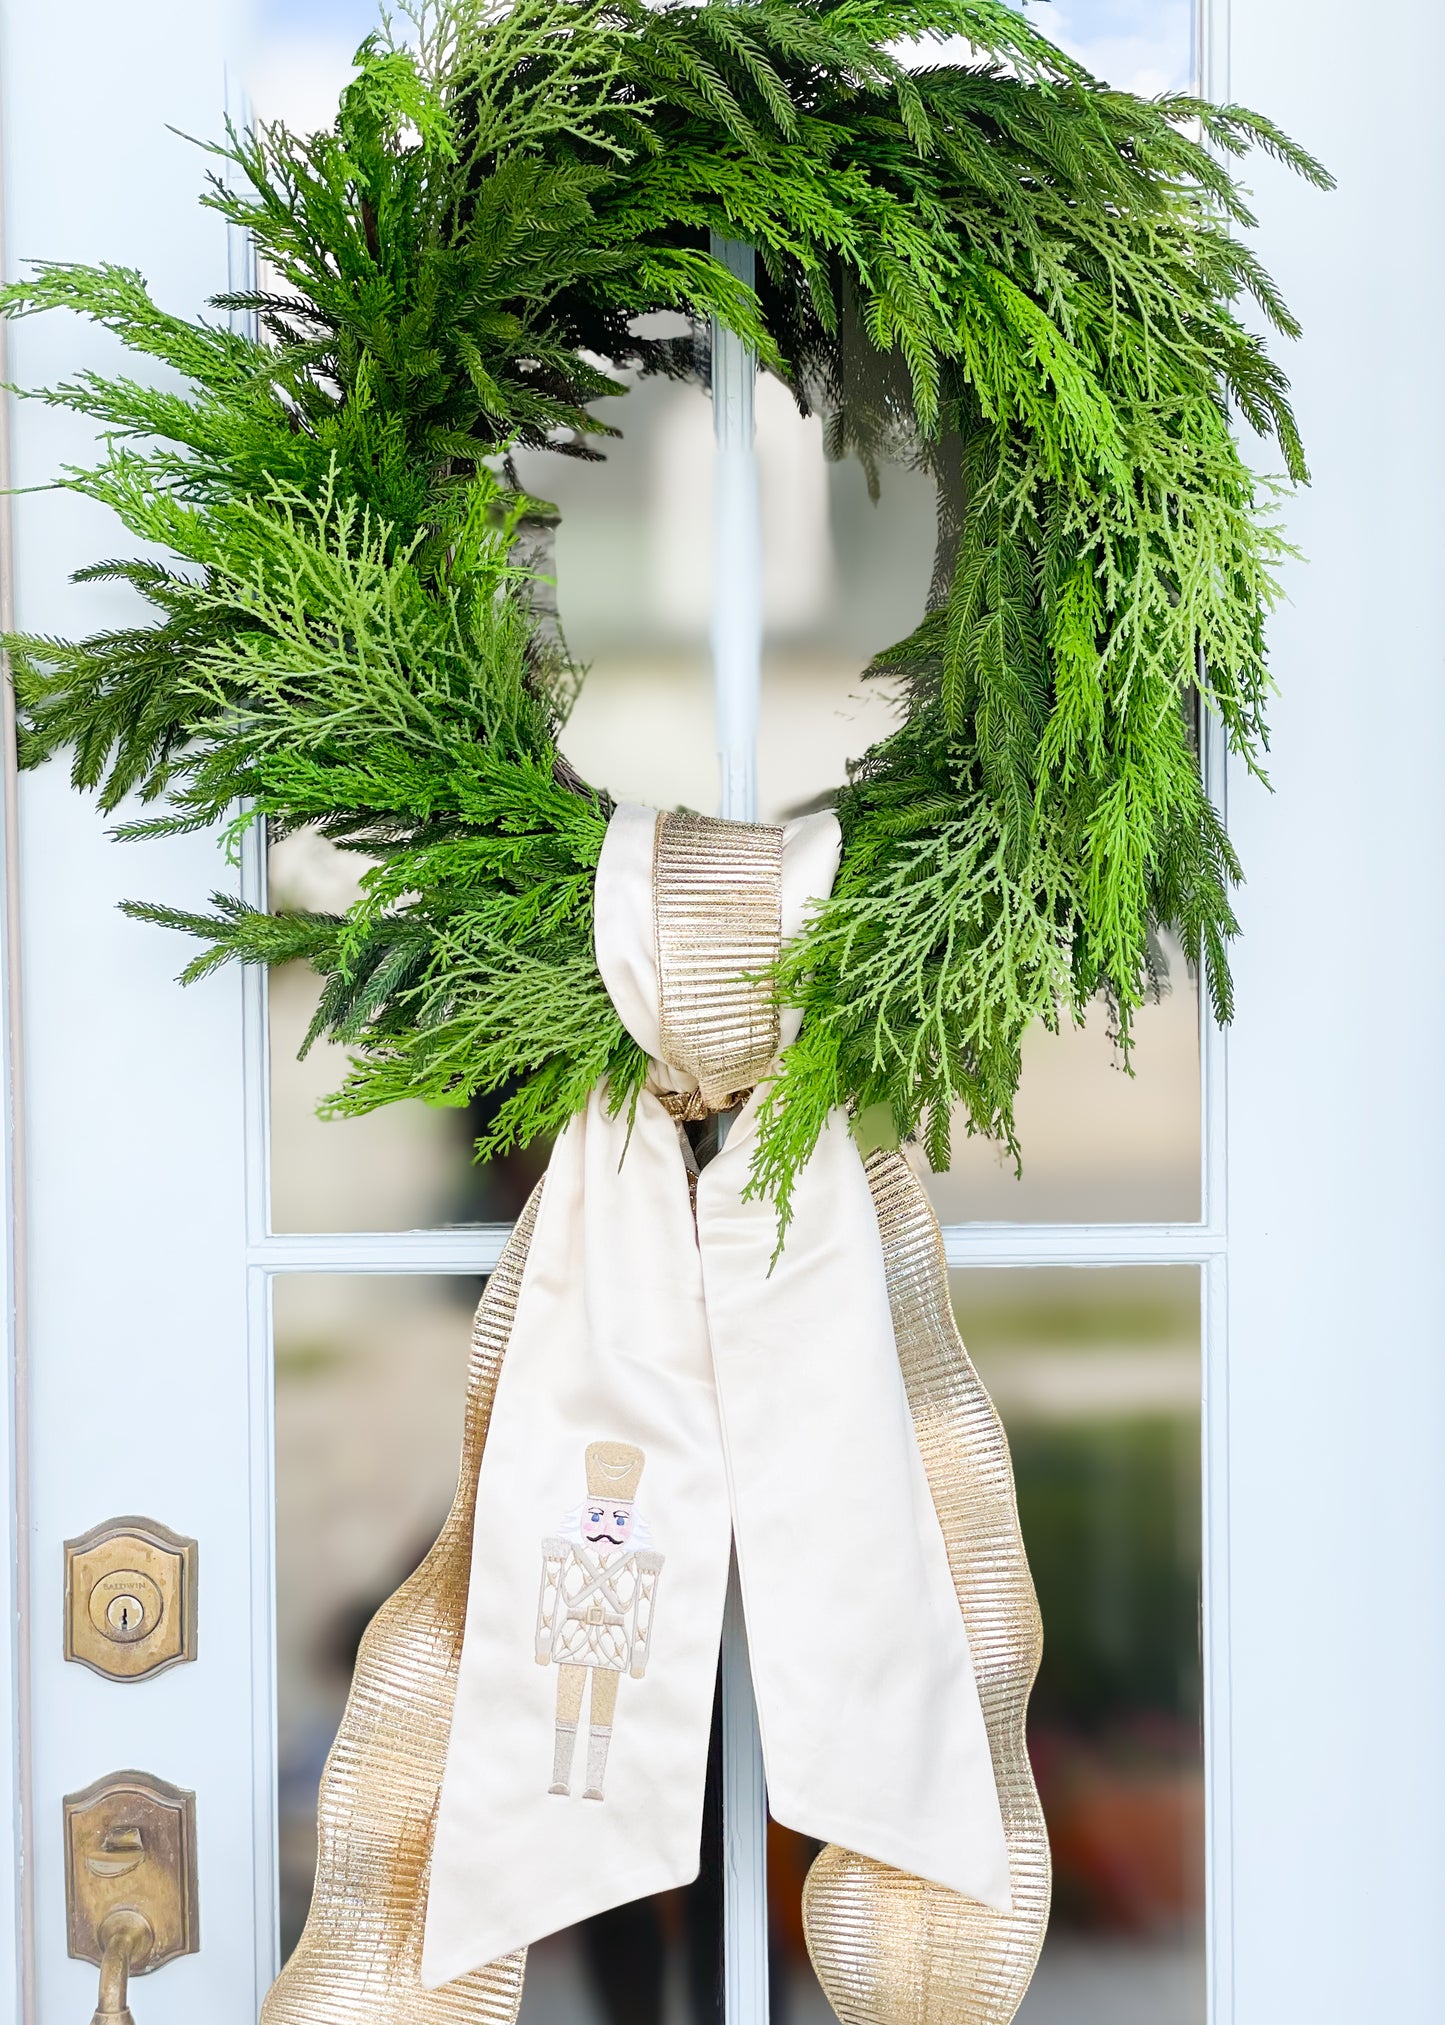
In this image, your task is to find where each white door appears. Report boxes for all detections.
[3,3,1444,2024]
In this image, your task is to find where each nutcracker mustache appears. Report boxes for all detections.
[583,1530,626,1545]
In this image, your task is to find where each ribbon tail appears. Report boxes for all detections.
[260,1193,542,2025]
[803,1151,1051,2025]
[701,1107,1012,1911]
[422,1088,733,1984]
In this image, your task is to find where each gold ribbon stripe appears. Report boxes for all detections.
[653,809,783,1109]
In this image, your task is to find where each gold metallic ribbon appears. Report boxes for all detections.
[804,1150,1050,2024]
[259,1194,539,2025]
[263,817,1048,2025]
[653,808,783,1109]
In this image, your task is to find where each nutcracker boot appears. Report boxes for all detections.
[549,1720,578,1796]
[583,1724,612,1801]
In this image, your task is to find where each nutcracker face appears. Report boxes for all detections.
[582,1500,635,1554]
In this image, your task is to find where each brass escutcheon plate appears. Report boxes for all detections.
[64,1516,197,1682]
[63,1769,199,1970]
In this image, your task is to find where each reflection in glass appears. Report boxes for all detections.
[754,376,910,821]
[516,366,718,816]
[275,1272,483,1952]
[241,0,381,135]
[268,364,721,1232]
[518,1805,832,2025]
[268,923,547,1233]
[748,375,1203,1227]
[519,1697,723,2025]
[1037,0,1195,95]
[768,1823,832,2023]
[275,1273,726,2013]
[954,1267,1204,2025]
[923,956,1201,1226]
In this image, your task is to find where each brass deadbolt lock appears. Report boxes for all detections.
[65,1518,197,1683]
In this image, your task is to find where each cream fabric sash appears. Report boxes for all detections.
[420,806,1009,1986]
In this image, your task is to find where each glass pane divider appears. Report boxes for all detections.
[944,1221,1225,1267]
[1201,707,1231,1239]
[721,1556,770,2025]
[246,1263,282,1995]
[249,1228,517,1274]
[1201,1250,1234,2025]
[240,814,273,1256]
[711,229,772,2025]
[245,1220,1224,1277]
[712,233,762,825]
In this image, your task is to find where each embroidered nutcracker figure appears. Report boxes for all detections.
[536,1440,664,1800]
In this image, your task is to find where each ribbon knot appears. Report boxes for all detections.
[650,808,783,1103]
[654,1086,754,1123]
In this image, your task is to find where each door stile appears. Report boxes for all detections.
[0,85,35,2009]
[710,234,772,2025]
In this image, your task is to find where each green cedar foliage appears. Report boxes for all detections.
[0,0,1328,1227]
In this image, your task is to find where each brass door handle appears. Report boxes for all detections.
[90,1908,152,2024]
[64,1773,199,2016]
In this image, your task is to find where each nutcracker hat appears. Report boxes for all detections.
[585,1440,645,1501]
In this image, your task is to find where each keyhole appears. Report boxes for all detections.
[85,1566,165,1654]
[104,1592,148,1641]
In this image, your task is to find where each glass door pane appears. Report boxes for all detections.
[274,1272,485,1951]
[519,1710,723,2025]
[751,387,1201,1229]
[953,1267,1205,2025]
[515,364,718,815]
[923,960,1201,1223]
[265,355,717,1229]
[274,1273,726,2015]
[267,889,549,1232]
[749,0,1206,1227]
[1037,0,1196,93]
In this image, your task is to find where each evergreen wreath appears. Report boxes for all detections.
[1,0,1329,1231]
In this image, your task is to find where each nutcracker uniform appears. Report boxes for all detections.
[535,1441,664,1800]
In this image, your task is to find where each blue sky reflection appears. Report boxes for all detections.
[243,0,1194,129]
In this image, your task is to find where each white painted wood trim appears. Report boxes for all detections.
[247,1218,1221,1277]
[1219,0,1445,2014]
[246,1266,280,1997]
[721,1556,769,2025]
[5,11,256,2023]
[710,230,773,2025]
[0,82,33,2009]
[711,235,763,830]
